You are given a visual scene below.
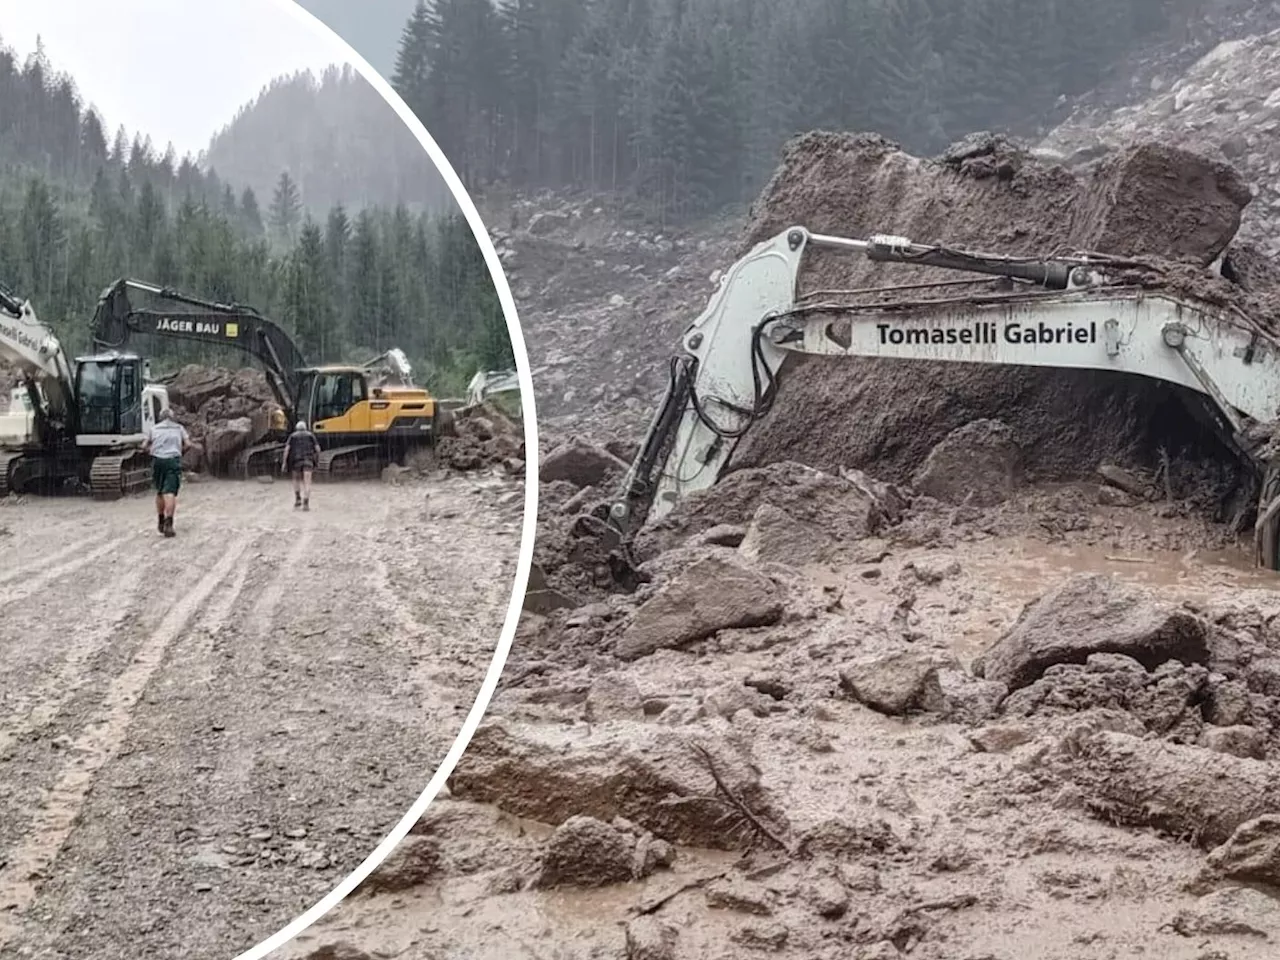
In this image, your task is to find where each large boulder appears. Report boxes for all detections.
[539,437,628,488]
[614,556,784,660]
[981,574,1209,691]
[447,723,784,850]
[911,418,1023,507]
[838,650,948,716]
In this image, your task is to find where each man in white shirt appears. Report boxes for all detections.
[142,408,191,537]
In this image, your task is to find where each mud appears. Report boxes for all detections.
[282,473,1280,960]
[0,470,522,959]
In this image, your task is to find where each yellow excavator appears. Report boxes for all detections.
[90,278,444,479]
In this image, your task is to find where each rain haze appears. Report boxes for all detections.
[0,0,350,159]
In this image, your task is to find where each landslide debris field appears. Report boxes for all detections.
[286,134,1280,960]
[0,447,523,958]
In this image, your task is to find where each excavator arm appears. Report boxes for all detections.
[611,226,1280,564]
[90,279,306,420]
[0,281,76,433]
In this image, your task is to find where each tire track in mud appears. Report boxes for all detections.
[0,539,119,606]
[0,533,114,588]
[0,531,255,946]
[0,568,144,760]
[246,528,316,639]
[211,528,315,797]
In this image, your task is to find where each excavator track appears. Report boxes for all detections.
[232,441,286,480]
[316,444,384,481]
[88,451,151,500]
[0,451,24,498]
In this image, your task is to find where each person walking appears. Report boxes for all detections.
[281,420,320,510]
[143,408,191,538]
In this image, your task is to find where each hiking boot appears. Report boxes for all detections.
[163,518,175,538]
[158,514,166,533]
[302,499,310,512]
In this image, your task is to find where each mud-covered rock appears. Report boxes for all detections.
[838,650,947,716]
[1203,815,1280,889]
[797,816,900,858]
[359,834,441,894]
[1073,141,1251,265]
[202,416,254,466]
[805,876,851,918]
[967,723,1036,753]
[614,556,784,660]
[730,921,789,949]
[1062,730,1280,847]
[539,437,628,488]
[1199,724,1268,759]
[447,723,784,850]
[982,574,1209,691]
[1001,654,1210,739]
[625,917,679,960]
[585,673,644,720]
[738,502,830,566]
[1204,678,1255,726]
[532,816,636,888]
[706,877,774,915]
[911,419,1023,507]
[1169,887,1278,938]
[635,461,883,559]
[938,668,1007,723]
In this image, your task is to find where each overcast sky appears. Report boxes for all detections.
[0,0,351,159]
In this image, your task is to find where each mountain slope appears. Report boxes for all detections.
[203,64,450,217]
[1042,6,1280,255]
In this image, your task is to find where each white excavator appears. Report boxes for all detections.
[597,227,1280,571]
[466,367,521,408]
[0,281,171,498]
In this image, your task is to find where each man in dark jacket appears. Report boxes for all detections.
[281,420,320,510]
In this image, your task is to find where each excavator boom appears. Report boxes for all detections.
[91,279,304,422]
[611,226,1280,566]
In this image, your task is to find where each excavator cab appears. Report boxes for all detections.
[73,353,169,447]
[299,368,366,427]
[295,365,436,448]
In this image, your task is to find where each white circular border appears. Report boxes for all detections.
[232,3,537,958]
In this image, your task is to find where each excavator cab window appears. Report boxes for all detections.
[119,362,141,434]
[313,372,367,423]
[76,361,119,436]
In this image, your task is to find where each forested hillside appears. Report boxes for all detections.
[204,65,452,218]
[392,0,1205,221]
[0,40,510,396]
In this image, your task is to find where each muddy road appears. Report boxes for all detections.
[0,472,523,960]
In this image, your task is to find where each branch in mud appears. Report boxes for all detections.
[631,869,732,916]
[677,742,794,855]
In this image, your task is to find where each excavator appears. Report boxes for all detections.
[588,226,1280,574]
[89,279,443,479]
[466,367,521,408]
[0,281,171,498]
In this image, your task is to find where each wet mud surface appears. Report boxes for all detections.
[0,472,522,960]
